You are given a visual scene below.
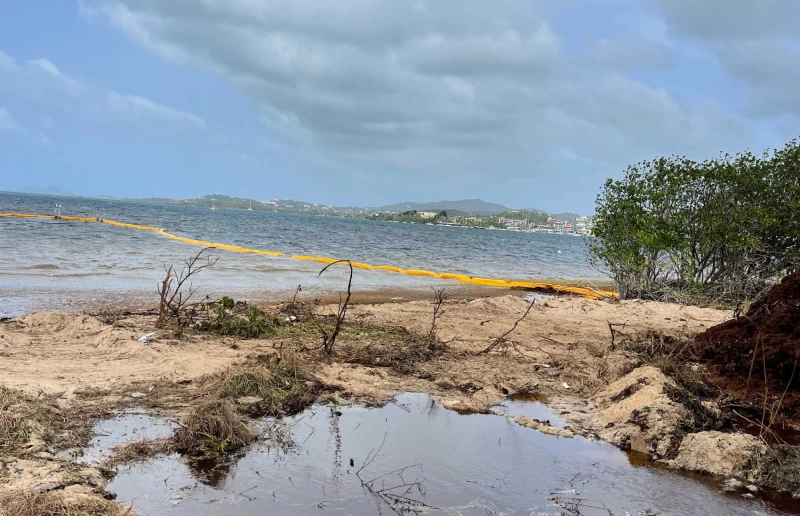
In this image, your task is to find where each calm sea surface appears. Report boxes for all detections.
[0,193,603,316]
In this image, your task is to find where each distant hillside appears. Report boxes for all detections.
[549,212,582,223]
[16,186,76,196]
[375,199,510,215]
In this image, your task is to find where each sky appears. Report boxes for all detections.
[0,1,798,214]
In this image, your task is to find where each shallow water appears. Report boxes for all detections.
[100,394,792,516]
[79,409,177,466]
[1,193,600,316]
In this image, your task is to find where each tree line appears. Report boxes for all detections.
[590,137,800,306]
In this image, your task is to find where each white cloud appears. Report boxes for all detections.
[28,58,62,76]
[80,0,753,186]
[0,50,84,97]
[105,91,207,130]
[0,107,22,132]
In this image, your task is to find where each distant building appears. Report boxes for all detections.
[418,211,438,219]
[499,217,525,228]
[562,223,574,233]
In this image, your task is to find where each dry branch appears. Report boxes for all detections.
[318,260,354,354]
[478,299,535,355]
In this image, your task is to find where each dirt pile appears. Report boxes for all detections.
[696,272,800,416]
[669,431,765,478]
[590,366,691,458]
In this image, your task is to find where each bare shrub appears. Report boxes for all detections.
[156,247,218,328]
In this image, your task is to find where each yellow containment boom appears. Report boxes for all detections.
[0,212,617,299]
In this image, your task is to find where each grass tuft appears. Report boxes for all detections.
[174,399,255,457]
[207,354,318,417]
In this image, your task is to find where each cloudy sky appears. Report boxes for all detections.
[1,1,797,213]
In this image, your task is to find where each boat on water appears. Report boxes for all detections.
[247,199,253,211]
[210,194,218,211]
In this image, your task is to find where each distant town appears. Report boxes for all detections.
[160,194,596,235]
[6,189,596,235]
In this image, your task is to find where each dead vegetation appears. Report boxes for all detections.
[335,323,446,376]
[104,438,175,469]
[174,399,255,457]
[204,353,319,417]
[355,433,436,513]
[610,328,726,431]
[0,386,110,455]
[0,386,41,454]
[0,490,131,516]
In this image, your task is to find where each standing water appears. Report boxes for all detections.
[102,394,793,515]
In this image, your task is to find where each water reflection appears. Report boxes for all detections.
[106,394,791,515]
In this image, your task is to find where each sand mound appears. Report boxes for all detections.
[669,431,764,478]
[0,312,258,394]
[591,366,689,458]
[696,272,800,416]
[10,312,135,351]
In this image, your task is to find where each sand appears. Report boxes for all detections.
[0,296,728,402]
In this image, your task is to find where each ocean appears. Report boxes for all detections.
[0,192,603,316]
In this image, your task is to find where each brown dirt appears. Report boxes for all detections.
[696,272,800,420]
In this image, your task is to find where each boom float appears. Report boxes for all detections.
[0,212,617,299]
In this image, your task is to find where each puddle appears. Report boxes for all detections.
[103,394,800,515]
[491,393,567,429]
[69,408,177,465]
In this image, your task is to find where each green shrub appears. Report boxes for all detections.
[590,138,800,305]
